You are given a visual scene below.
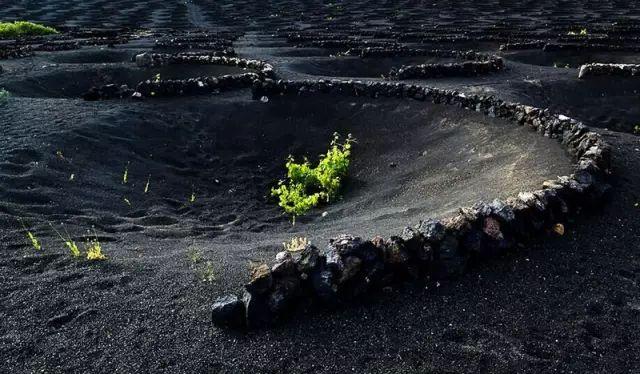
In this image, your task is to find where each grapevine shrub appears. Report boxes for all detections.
[271,133,354,219]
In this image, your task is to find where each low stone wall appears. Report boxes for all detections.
[134,52,273,77]
[499,41,640,52]
[83,72,260,100]
[499,41,547,51]
[211,78,611,329]
[388,58,504,79]
[0,45,33,60]
[354,47,494,61]
[343,47,504,79]
[154,35,235,50]
[543,42,640,52]
[294,39,399,50]
[578,63,640,79]
[135,73,259,98]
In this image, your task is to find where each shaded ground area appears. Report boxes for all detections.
[1,1,640,374]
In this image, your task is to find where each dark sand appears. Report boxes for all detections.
[1,1,640,373]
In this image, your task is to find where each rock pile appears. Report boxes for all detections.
[210,78,611,329]
[578,63,640,79]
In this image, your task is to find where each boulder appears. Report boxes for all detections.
[416,219,446,242]
[268,276,302,315]
[245,264,273,295]
[311,269,338,305]
[243,291,273,329]
[135,52,153,67]
[211,295,245,327]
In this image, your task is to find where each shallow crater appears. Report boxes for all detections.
[0,92,573,246]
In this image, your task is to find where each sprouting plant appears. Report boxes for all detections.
[122,162,129,184]
[19,219,41,250]
[49,222,81,257]
[189,190,196,203]
[187,246,203,264]
[199,260,216,283]
[123,197,131,206]
[567,28,588,36]
[187,246,215,283]
[271,132,354,221]
[0,21,58,38]
[144,175,151,193]
[153,73,161,83]
[0,88,9,104]
[283,236,309,252]
[85,230,106,261]
[634,125,640,135]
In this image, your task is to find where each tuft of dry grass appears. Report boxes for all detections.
[283,236,309,252]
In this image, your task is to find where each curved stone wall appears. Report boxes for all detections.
[211,78,611,329]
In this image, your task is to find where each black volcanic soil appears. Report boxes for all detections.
[1,1,640,374]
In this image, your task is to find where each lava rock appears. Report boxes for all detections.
[338,256,363,284]
[272,251,296,276]
[416,219,446,242]
[135,52,153,67]
[243,291,273,329]
[434,234,466,278]
[268,276,302,315]
[311,269,338,305]
[245,264,273,295]
[211,295,245,328]
[294,244,322,277]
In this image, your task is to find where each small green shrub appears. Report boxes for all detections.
[0,21,58,38]
[271,133,354,220]
[0,88,9,104]
[187,246,215,283]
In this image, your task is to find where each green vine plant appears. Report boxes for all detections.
[0,88,10,104]
[271,132,354,223]
[0,21,58,38]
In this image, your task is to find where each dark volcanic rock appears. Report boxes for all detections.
[211,295,245,328]
[243,291,273,329]
[245,264,273,295]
